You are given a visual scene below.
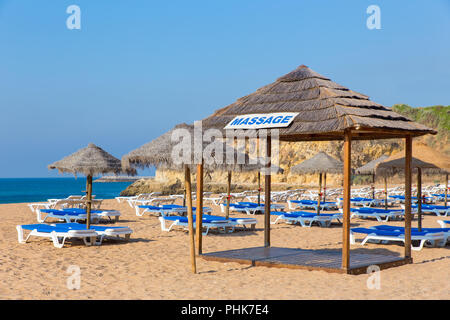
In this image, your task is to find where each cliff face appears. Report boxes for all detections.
[121,105,449,195]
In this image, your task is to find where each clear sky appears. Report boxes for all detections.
[0,0,449,177]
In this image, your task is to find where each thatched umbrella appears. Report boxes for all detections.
[291,152,343,214]
[356,154,389,203]
[122,123,277,272]
[49,143,134,229]
[376,152,445,231]
[199,64,435,271]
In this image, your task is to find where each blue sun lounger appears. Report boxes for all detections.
[159,214,257,235]
[371,225,450,244]
[16,223,132,248]
[271,211,342,227]
[408,204,450,217]
[136,204,211,216]
[37,208,120,223]
[438,220,450,228]
[345,207,405,222]
[350,227,446,251]
[287,199,338,211]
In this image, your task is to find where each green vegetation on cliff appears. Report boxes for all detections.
[392,104,449,154]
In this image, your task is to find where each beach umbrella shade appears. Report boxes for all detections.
[376,148,447,231]
[291,152,344,214]
[356,154,390,203]
[48,143,135,229]
[122,123,278,271]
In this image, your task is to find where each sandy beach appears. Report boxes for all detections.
[0,198,448,300]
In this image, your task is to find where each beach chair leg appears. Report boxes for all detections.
[36,210,45,223]
[16,226,27,244]
[202,226,210,236]
[360,236,371,246]
[50,232,65,248]
[350,231,355,244]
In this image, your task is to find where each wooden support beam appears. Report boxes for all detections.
[404,136,412,259]
[445,173,448,208]
[257,171,261,206]
[384,176,388,210]
[417,167,422,231]
[184,165,196,273]
[196,163,204,255]
[264,136,271,248]
[323,173,327,203]
[342,130,351,270]
[372,173,376,199]
[226,171,231,219]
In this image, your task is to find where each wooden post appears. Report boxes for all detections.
[372,173,376,199]
[384,176,388,210]
[183,187,186,207]
[323,173,327,203]
[404,136,412,259]
[445,173,448,208]
[257,171,261,206]
[196,163,204,255]
[226,171,231,219]
[86,175,93,229]
[264,136,271,248]
[417,167,422,232]
[317,173,322,215]
[342,130,351,270]
[184,165,196,273]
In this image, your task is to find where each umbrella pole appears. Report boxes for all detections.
[372,173,376,199]
[183,187,186,207]
[317,173,322,215]
[384,176,388,210]
[86,175,93,229]
[323,173,327,203]
[226,171,231,219]
[417,168,422,232]
[184,165,196,274]
[196,163,203,255]
[257,171,261,206]
[445,173,448,208]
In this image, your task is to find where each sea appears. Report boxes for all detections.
[0,178,134,204]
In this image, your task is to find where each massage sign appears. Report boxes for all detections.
[224,112,299,130]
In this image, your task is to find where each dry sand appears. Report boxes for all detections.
[0,199,448,300]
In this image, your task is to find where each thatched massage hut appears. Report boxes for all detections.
[355,154,390,203]
[291,151,344,213]
[49,143,135,228]
[197,64,435,274]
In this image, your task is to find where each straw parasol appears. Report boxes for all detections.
[198,64,436,272]
[355,154,390,199]
[291,151,343,213]
[49,143,135,229]
[376,145,448,231]
[122,123,280,273]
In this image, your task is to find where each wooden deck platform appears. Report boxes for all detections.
[201,247,412,275]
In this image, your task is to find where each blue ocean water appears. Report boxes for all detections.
[0,178,133,204]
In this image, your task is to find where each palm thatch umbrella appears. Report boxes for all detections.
[199,64,435,270]
[122,123,279,272]
[376,150,446,231]
[356,154,389,202]
[291,152,343,214]
[49,143,135,229]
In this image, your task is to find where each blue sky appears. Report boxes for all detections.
[0,0,449,177]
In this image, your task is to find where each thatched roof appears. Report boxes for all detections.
[49,143,134,177]
[355,155,389,175]
[122,123,283,172]
[201,65,435,141]
[375,142,449,176]
[290,152,343,174]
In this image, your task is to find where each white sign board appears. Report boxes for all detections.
[224,112,298,130]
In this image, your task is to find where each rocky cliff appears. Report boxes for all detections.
[120,104,449,195]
